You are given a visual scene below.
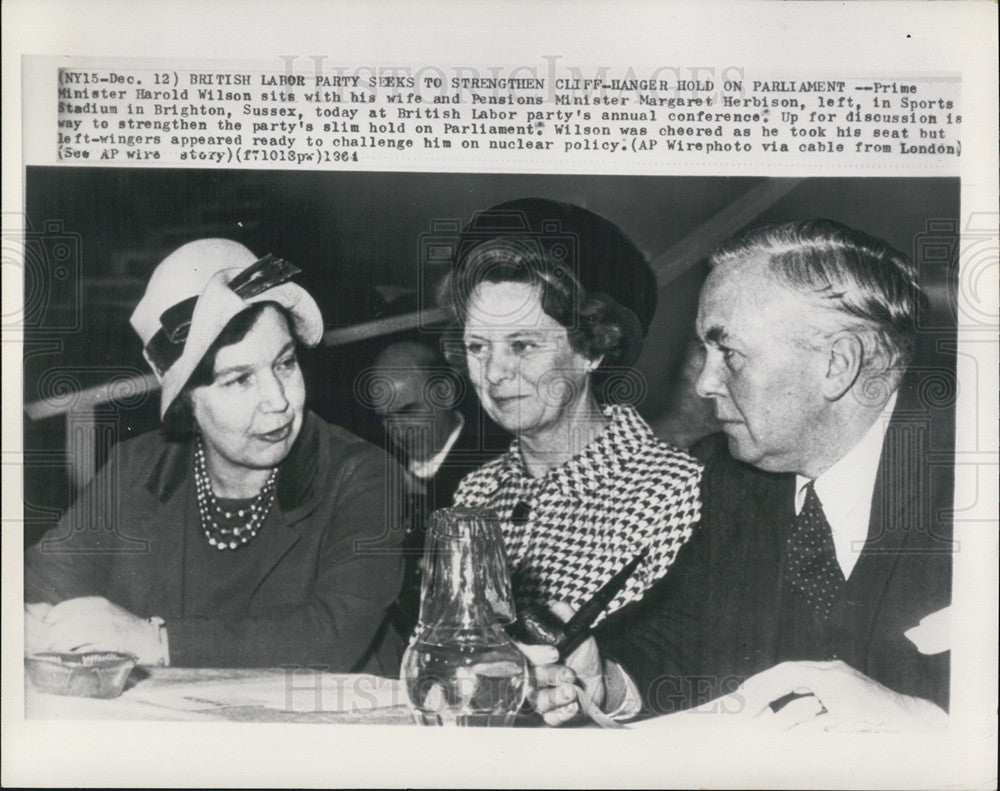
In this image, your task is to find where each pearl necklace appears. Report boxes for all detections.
[194,439,277,551]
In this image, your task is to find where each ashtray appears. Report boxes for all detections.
[25,651,137,699]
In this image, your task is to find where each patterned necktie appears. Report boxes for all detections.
[784,482,845,620]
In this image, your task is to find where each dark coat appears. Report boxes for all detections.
[598,375,954,714]
[25,412,405,673]
[389,417,500,638]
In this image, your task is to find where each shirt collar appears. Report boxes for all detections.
[795,391,897,577]
[495,404,650,498]
[409,413,465,480]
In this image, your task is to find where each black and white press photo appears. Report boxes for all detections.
[20,168,960,728]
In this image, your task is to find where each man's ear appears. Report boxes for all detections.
[822,333,864,401]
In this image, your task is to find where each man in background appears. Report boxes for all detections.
[368,341,487,633]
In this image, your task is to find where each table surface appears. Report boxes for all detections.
[25,666,417,725]
[24,666,724,731]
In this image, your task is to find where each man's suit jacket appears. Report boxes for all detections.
[424,417,499,513]
[597,373,954,714]
[391,416,503,637]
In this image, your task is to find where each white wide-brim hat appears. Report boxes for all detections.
[130,238,323,419]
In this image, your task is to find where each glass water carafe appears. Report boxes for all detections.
[400,507,528,726]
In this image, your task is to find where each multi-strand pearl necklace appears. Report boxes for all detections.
[194,439,278,550]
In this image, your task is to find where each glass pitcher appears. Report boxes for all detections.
[400,506,528,726]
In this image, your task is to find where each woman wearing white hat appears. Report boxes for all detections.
[25,239,404,671]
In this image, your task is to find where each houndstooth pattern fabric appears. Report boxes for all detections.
[453,405,702,624]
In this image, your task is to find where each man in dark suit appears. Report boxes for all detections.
[531,220,953,730]
[371,342,470,506]
[368,341,494,634]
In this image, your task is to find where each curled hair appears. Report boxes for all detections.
[709,219,923,376]
[162,302,295,435]
[439,238,637,373]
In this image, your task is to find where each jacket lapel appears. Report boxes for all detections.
[750,469,796,662]
[709,449,793,667]
[247,413,321,599]
[844,386,940,650]
[244,507,303,601]
[135,439,190,617]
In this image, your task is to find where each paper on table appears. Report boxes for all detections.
[129,673,406,713]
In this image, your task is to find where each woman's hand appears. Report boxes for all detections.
[35,596,165,665]
[520,601,606,726]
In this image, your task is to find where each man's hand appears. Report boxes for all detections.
[36,596,164,665]
[699,660,947,732]
[520,601,606,727]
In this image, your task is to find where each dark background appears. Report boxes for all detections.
[21,169,960,546]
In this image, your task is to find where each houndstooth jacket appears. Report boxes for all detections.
[453,404,702,623]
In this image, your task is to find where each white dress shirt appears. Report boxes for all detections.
[408,413,465,480]
[794,392,897,579]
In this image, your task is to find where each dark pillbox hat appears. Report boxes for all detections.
[454,197,657,339]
